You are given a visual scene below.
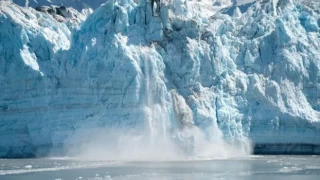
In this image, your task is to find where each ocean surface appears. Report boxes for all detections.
[1,156,320,180]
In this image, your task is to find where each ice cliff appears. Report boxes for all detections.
[12,0,107,11]
[0,0,320,158]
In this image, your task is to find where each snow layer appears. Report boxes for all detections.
[0,0,320,158]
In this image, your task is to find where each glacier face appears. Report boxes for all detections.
[0,0,320,158]
[12,0,107,11]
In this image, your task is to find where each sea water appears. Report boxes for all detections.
[1,156,320,180]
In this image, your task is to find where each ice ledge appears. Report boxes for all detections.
[254,143,320,155]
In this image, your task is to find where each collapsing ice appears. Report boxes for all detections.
[59,0,252,160]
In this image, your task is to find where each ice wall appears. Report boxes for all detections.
[0,0,320,158]
[12,0,107,11]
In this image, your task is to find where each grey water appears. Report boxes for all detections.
[1,156,320,180]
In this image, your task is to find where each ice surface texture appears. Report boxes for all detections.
[0,0,320,158]
[12,0,107,11]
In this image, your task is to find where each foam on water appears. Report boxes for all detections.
[0,161,120,175]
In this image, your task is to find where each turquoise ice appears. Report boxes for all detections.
[0,0,320,158]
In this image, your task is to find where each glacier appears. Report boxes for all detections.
[0,0,320,159]
[12,0,107,11]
